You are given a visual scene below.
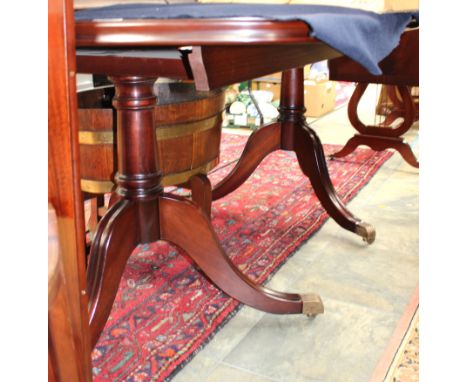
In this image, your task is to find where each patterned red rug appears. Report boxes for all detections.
[91,133,393,381]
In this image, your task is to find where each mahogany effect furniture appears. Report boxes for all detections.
[78,82,225,240]
[74,6,416,348]
[49,0,92,379]
[49,205,89,381]
[328,28,419,168]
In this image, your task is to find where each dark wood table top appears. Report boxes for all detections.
[74,5,417,87]
[75,18,342,90]
[74,4,417,89]
[75,18,316,47]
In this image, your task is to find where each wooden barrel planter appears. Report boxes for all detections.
[77,82,226,195]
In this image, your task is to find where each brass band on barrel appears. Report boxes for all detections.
[79,115,220,145]
[156,115,221,140]
[161,158,218,187]
[79,130,114,145]
[80,158,218,194]
[78,83,224,196]
[80,179,115,194]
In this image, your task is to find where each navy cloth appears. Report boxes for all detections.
[75,3,418,75]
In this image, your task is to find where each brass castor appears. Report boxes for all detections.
[301,293,324,317]
[356,222,376,244]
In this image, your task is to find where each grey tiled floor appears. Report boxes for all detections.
[172,85,419,382]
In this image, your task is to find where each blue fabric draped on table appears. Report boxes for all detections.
[75,3,418,76]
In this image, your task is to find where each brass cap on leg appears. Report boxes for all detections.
[356,222,376,244]
[301,293,324,317]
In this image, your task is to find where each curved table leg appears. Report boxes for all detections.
[333,134,419,168]
[393,139,419,168]
[159,194,324,316]
[212,122,281,200]
[86,199,139,347]
[329,134,362,160]
[294,122,375,244]
[277,68,373,243]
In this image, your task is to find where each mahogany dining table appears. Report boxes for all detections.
[73,3,417,347]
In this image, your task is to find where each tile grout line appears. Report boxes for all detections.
[213,362,283,382]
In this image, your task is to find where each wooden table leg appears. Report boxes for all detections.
[87,199,140,346]
[86,75,162,347]
[280,69,375,244]
[213,68,373,242]
[212,121,281,200]
[87,75,324,348]
[160,194,323,316]
[332,83,419,168]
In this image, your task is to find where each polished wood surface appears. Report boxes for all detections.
[75,18,316,47]
[49,205,85,382]
[349,85,416,138]
[76,50,190,78]
[377,85,419,126]
[74,14,399,349]
[86,76,161,346]
[75,16,343,91]
[48,0,93,378]
[85,74,325,348]
[188,173,213,217]
[189,43,341,91]
[212,122,282,200]
[78,83,225,193]
[328,29,419,167]
[213,68,375,243]
[78,83,224,241]
[159,194,323,315]
[328,28,419,86]
[330,84,419,168]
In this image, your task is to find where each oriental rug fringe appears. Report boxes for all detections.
[91,133,393,381]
